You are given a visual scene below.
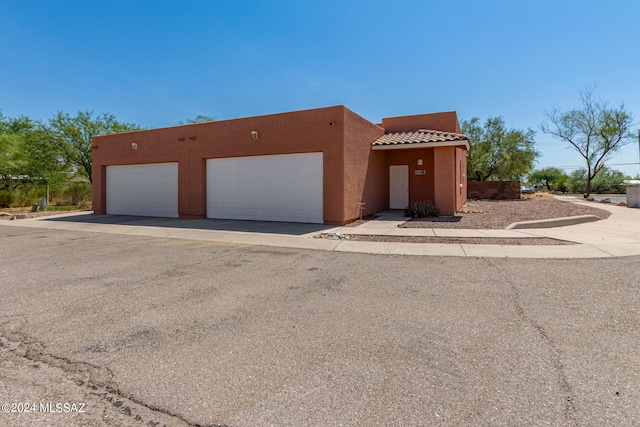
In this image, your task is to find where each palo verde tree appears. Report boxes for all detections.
[541,86,635,196]
[48,111,142,183]
[462,117,539,181]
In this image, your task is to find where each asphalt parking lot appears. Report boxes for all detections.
[1,225,639,426]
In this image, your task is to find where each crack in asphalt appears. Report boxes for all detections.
[489,261,579,427]
[0,328,232,427]
[0,240,252,427]
[509,288,578,426]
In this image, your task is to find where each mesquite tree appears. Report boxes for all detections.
[541,86,635,196]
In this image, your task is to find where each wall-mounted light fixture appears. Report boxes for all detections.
[189,135,196,141]
[251,130,259,140]
[417,158,423,166]
[178,136,185,141]
[131,142,138,150]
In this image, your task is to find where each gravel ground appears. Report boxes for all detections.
[0,208,91,220]
[400,196,611,229]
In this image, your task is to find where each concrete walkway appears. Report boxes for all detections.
[3,197,640,259]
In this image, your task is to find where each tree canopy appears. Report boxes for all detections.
[0,113,68,190]
[1,109,142,197]
[462,117,539,181]
[177,115,216,125]
[48,111,142,183]
[541,86,635,196]
[528,167,565,191]
[566,166,627,194]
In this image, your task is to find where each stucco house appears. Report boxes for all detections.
[92,106,469,224]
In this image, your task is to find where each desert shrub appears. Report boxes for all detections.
[0,190,14,208]
[12,186,46,207]
[555,174,569,192]
[60,182,92,206]
[567,167,626,194]
[405,200,439,218]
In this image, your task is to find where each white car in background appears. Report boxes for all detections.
[520,186,534,194]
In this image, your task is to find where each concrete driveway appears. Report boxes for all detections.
[1,225,639,426]
[39,213,336,235]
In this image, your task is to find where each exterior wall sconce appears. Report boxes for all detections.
[417,158,423,166]
[189,136,196,141]
[251,130,259,140]
[178,137,185,141]
[131,142,138,150]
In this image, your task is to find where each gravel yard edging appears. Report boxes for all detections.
[315,232,575,246]
[347,235,575,245]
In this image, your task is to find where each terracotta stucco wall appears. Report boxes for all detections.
[380,111,462,134]
[432,146,456,215]
[385,149,435,207]
[92,106,348,223]
[361,151,387,217]
[93,106,468,223]
[342,108,386,222]
[455,147,468,211]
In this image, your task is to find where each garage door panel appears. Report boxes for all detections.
[106,163,178,218]
[206,153,323,223]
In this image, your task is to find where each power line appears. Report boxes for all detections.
[610,162,640,166]
[550,162,640,171]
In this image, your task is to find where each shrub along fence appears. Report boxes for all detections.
[0,181,92,209]
[467,180,521,200]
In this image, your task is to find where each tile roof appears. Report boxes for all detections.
[372,129,469,147]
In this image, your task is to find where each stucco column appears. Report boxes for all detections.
[432,147,456,216]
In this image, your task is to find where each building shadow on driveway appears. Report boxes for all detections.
[40,213,337,236]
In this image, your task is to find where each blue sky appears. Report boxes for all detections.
[2,0,639,176]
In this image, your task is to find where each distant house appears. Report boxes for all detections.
[92,106,469,224]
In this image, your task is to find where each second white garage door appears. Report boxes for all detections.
[206,153,323,223]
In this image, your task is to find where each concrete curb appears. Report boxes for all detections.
[505,215,601,230]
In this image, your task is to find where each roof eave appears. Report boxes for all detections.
[372,140,470,151]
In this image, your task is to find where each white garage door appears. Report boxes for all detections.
[206,153,323,223]
[106,163,178,218]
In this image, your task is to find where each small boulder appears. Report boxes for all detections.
[0,212,10,217]
[9,213,28,220]
[586,197,595,201]
[617,202,627,207]
[599,198,611,203]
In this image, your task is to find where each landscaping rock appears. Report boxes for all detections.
[599,198,611,203]
[586,197,595,201]
[314,232,352,240]
[9,213,28,220]
[617,202,627,207]
[0,212,10,217]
